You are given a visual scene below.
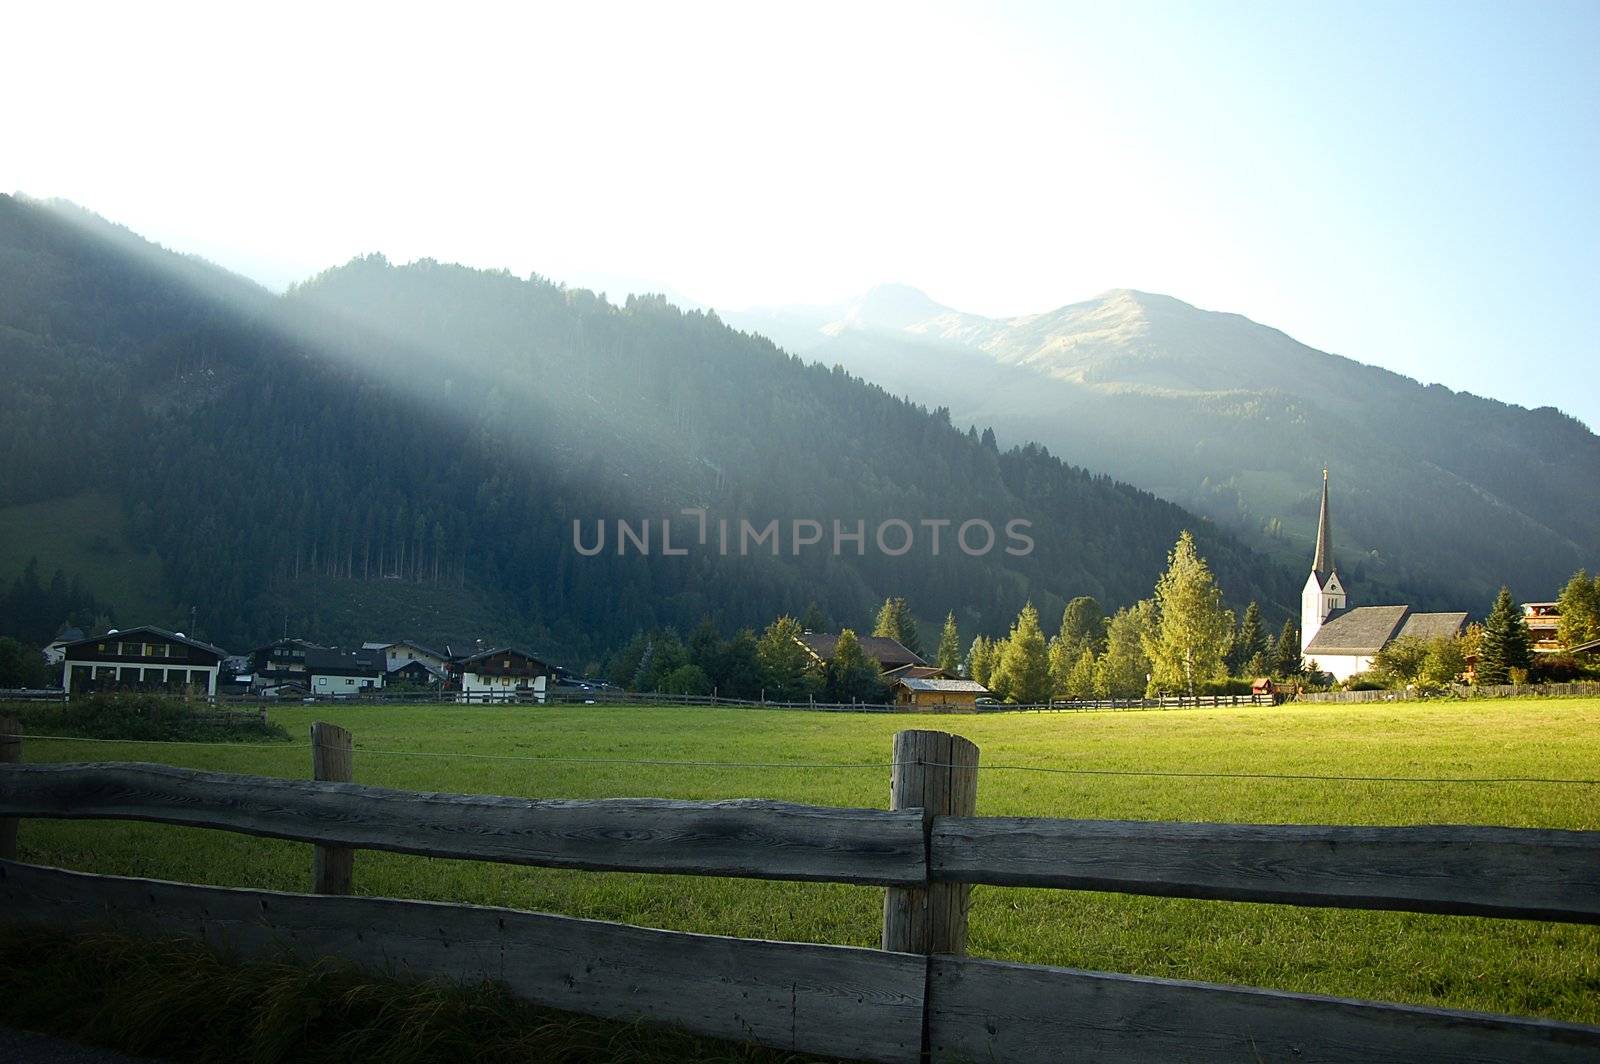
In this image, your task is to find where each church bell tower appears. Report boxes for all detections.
[1301,469,1346,655]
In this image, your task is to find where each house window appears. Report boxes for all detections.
[317,677,328,687]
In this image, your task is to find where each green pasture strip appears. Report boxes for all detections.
[11,699,1600,1024]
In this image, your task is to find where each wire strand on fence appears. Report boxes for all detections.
[5,732,1599,786]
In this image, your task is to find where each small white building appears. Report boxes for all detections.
[1301,471,1466,681]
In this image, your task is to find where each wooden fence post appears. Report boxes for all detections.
[0,715,19,860]
[883,729,979,957]
[310,721,354,894]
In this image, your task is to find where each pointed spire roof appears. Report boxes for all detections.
[1312,468,1334,578]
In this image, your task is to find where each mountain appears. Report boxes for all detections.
[0,196,1296,661]
[727,287,1600,609]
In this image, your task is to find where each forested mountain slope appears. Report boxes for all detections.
[730,286,1600,609]
[0,195,1295,659]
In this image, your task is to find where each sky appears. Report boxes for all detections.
[6,1,1598,426]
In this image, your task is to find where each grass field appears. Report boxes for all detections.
[10,698,1600,1025]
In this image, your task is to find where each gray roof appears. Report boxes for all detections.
[1306,606,1466,656]
[1396,612,1468,642]
[1304,606,1410,656]
[896,677,989,693]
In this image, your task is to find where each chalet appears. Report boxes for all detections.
[1521,602,1562,655]
[891,676,988,710]
[455,648,559,703]
[795,633,926,673]
[60,625,228,697]
[1301,471,1467,681]
[363,640,451,674]
[305,647,386,696]
[248,638,328,689]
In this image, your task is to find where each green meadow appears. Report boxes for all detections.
[11,699,1600,1025]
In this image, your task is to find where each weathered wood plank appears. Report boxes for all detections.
[932,817,1600,922]
[927,955,1600,1064]
[0,762,926,886]
[0,859,925,1064]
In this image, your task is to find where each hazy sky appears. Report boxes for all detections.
[7,1,1598,426]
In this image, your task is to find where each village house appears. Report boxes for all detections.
[455,647,559,702]
[59,625,228,697]
[363,639,451,674]
[1520,602,1563,655]
[245,637,329,695]
[1301,471,1468,681]
[306,647,387,695]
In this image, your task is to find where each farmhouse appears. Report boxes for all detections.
[305,647,387,696]
[1301,471,1467,681]
[455,647,559,702]
[59,625,228,697]
[794,632,925,673]
[363,639,451,674]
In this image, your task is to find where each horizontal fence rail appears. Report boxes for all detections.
[927,956,1600,1064]
[0,762,927,886]
[931,817,1600,923]
[0,860,925,1064]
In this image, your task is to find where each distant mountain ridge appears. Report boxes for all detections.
[0,196,1296,657]
[727,286,1600,609]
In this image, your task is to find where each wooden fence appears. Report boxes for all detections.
[0,718,1597,1062]
[1298,680,1600,704]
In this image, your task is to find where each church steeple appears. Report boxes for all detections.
[1301,468,1346,658]
[1312,467,1334,577]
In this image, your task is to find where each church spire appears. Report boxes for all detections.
[1312,468,1333,577]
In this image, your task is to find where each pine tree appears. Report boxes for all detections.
[1047,634,1075,696]
[995,602,1051,704]
[1555,570,1600,648]
[1057,596,1108,658]
[1273,619,1302,678]
[936,612,962,674]
[798,602,828,634]
[1478,586,1533,686]
[1143,531,1233,695]
[1229,601,1268,675]
[825,628,887,703]
[757,616,817,700]
[872,596,923,657]
[968,635,996,687]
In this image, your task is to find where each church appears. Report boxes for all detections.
[1301,471,1467,682]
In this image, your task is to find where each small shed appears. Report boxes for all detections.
[1251,677,1276,697]
[892,676,989,711]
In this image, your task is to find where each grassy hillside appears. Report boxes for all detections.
[0,490,171,623]
[13,699,1599,1024]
